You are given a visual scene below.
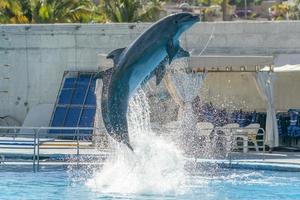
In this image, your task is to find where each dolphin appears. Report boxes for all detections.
[96,13,200,151]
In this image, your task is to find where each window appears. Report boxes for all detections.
[49,72,97,135]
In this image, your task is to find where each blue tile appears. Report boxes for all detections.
[71,87,86,104]
[79,108,96,127]
[58,89,73,104]
[63,107,82,134]
[49,107,67,133]
[76,74,91,89]
[85,87,96,105]
[51,107,67,127]
[65,107,81,127]
[63,77,76,89]
[79,108,96,134]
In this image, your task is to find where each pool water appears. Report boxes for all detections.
[1,166,300,200]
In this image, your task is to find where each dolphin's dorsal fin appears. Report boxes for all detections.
[107,47,126,66]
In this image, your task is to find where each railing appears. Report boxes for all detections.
[214,127,266,165]
[0,126,109,172]
[0,126,265,172]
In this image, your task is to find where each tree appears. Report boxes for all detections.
[0,0,29,23]
[31,0,95,23]
[0,0,97,24]
[199,0,231,21]
[270,2,299,20]
[100,0,165,22]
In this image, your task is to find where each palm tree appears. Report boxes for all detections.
[100,0,165,22]
[139,0,165,22]
[0,0,97,24]
[31,0,95,23]
[0,0,29,23]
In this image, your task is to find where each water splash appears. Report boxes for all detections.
[86,89,186,195]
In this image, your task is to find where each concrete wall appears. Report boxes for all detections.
[1,22,300,123]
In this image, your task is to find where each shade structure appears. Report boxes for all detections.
[254,72,279,148]
[261,64,300,72]
[259,63,300,147]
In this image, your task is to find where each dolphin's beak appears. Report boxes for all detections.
[181,14,200,24]
[192,14,200,22]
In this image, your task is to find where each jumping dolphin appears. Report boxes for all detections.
[96,13,200,151]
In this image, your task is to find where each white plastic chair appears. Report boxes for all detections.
[243,123,260,152]
[196,122,214,138]
[222,123,240,137]
[221,123,240,152]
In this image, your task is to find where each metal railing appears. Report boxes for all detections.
[0,126,265,172]
[0,126,109,172]
[214,127,266,164]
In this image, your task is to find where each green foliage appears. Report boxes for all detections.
[0,0,96,23]
[198,0,222,6]
[0,0,29,23]
[271,2,300,20]
[100,0,165,22]
[227,0,262,7]
[0,0,166,23]
[31,0,95,23]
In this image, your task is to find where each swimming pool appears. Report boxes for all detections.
[1,166,300,200]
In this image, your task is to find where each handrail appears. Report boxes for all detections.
[0,126,108,172]
[0,126,266,172]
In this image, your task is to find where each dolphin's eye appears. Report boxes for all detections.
[174,20,178,24]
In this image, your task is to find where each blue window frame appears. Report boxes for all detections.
[49,72,97,135]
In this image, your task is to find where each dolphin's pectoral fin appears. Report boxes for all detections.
[167,39,179,64]
[177,47,190,58]
[155,58,168,85]
[155,65,166,85]
[123,141,134,151]
[107,47,126,66]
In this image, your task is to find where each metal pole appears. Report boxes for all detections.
[263,129,265,161]
[33,129,36,172]
[244,0,247,19]
[229,128,232,167]
[76,129,79,167]
[37,129,40,172]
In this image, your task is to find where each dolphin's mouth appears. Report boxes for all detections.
[190,14,200,22]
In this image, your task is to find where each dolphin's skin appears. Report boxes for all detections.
[97,13,200,150]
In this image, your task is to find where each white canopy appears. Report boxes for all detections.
[261,64,300,72]
[258,64,300,147]
[253,72,279,148]
[187,57,300,149]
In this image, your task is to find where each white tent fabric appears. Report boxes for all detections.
[261,64,300,72]
[254,72,279,148]
[259,63,300,147]
[274,64,300,72]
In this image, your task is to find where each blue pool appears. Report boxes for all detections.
[1,166,300,200]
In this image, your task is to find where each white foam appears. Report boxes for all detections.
[86,89,186,195]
